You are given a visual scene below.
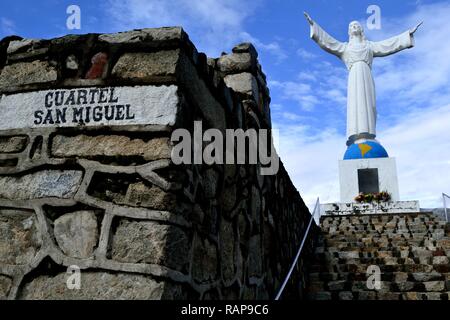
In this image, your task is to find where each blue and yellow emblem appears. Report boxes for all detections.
[344,141,388,160]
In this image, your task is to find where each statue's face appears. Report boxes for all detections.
[348,21,363,36]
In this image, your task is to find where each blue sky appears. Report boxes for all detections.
[1,0,449,208]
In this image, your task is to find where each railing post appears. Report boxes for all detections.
[443,193,448,223]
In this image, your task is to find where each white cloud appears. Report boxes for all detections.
[278,112,307,122]
[269,61,347,112]
[273,120,345,209]
[297,72,317,82]
[239,31,288,63]
[105,0,271,58]
[296,47,316,60]
[1,17,16,35]
[381,103,450,207]
[269,80,319,111]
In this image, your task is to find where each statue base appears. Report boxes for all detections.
[339,157,400,202]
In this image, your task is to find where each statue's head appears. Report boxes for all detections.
[348,21,365,40]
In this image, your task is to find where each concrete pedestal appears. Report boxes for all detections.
[339,157,399,202]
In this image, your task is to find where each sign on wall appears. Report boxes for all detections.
[0,85,179,131]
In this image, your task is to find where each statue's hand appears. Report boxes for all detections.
[410,21,423,35]
[304,11,313,25]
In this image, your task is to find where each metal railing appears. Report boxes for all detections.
[443,193,449,222]
[274,197,320,300]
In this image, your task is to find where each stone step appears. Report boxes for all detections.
[310,256,450,267]
[320,225,448,232]
[309,262,450,274]
[322,223,447,228]
[322,232,450,238]
[309,271,450,283]
[307,290,450,300]
[321,228,450,236]
[307,279,449,293]
[319,239,450,249]
[313,248,450,259]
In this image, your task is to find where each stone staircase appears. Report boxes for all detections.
[306,212,450,300]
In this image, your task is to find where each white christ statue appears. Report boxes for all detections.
[304,12,422,145]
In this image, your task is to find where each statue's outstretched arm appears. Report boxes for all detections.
[372,21,421,57]
[372,32,412,57]
[304,12,345,58]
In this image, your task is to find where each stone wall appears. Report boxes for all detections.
[0,28,316,299]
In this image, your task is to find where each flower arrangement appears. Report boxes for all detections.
[354,191,391,203]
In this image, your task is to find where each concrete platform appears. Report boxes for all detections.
[321,200,420,216]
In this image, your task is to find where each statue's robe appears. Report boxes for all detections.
[309,21,414,141]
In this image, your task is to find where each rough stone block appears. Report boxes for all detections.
[19,271,185,299]
[432,256,449,265]
[378,292,401,300]
[377,251,392,258]
[224,72,259,100]
[99,27,185,45]
[431,230,445,240]
[217,53,255,74]
[411,247,432,259]
[121,182,176,211]
[85,52,108,79]
[220,219,235,283]
[111,219,190,272]
[384,257,399,265]
[248,235,262,278]
[201,169,220,198]
[403,292,420,300]
[0,170,82,200]
[338,251,359,259]
[192,236,218,283]
[112,50,180,81]
[54,211,98,259]
[423,292,443,300]
[222,183,237,213]
[412,271,442,282]
[396,281,414,291]
[232,43,258,57]
[0,209,41,265]
[328,280,346,291]
[7,39,39,54]
[352,281,368,292]
[52,135,171,161]
[357,291,377,300]
[0,61,57,89]
[394,272,408,283]
[308,282,324,293]
[338,291,353,300]
[0,136,27,153]
[309,291,331,300]
[0,275,12,299]
[437,239,450,249]
[423,281,445,292]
